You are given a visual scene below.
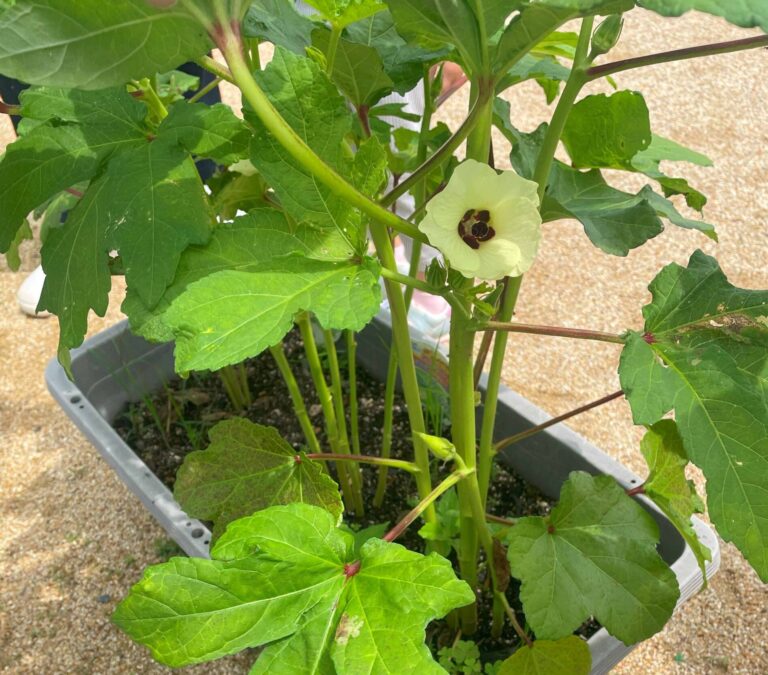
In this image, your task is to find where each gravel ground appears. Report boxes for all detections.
[1,8,767,674]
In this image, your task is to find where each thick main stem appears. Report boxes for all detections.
[218,36,425,242]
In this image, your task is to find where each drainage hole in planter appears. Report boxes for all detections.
[204,540,210,545]
[630,479,638,484]
[70,396,81,404]
[185,521,191,527]
[191,528,204,539]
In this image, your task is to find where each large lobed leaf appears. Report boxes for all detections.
[563,90,714,215]
[506,471,679,645]
[123,208,355,341]
[640,420,711,576]
[0,0,211,89]
[0,87,147,252]
[498,636,591,675]
[638,0,768,33]
[245,48,357,234]
[114,504,474,671]
[495,103,716,255]
[174,419,343,540]
[102,139,214,308]
[619,250,768,580]
[164,255,382,372]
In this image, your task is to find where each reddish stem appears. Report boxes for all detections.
[494,390,624,452]
[482,321,625,344]
[626,484,646,497]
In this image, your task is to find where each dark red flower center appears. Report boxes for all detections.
[458,208,495,249]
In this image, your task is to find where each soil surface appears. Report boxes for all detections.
[114,327,598,661]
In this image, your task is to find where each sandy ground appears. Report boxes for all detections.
[1,7,767,674]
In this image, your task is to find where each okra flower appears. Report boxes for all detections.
[418,160,542,280]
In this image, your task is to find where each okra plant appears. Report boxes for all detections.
[2,0,767,672]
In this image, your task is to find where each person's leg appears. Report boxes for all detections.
[0,74,27,131]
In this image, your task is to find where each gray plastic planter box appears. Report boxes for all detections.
[46,316,720,675]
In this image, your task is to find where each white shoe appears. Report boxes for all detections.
[17,265,51,318]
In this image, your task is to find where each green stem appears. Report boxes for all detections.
[346,331,361,458]
[370,227,436,522]
[373,353,399,509]
[480,321,625,344]
[384,467,473,543]
[307,454,420,474]
[194,55,235,84]
[248,37,261,71]
[449,79,496,635]
[532,16,594,201]
[296,314,355,509]
[477,277,522,508]
[188,76,223,104]
[379,268,470,320]
[136,78,168,121]
[218,35,426,243]
[324,329,365,516]
[586,34,768,82]
[269,343,322,454]
[380,94,488,208]
[494,390,624,453]
[450,301,481,634]
[325,25,342,74]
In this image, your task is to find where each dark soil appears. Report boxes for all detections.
[114,327,599,662]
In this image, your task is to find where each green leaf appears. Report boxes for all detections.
[312,28,394,106]
[38,177,112,362]
[245,48,357,234]
[562,91,652,170]
[101,139,213,308]
[0,89,147,252]
[639,186,717,241]
[158,102,251,165]
[123,209,355,342]
[243,0,316,54]
[114,504,473,670]
[498,636,591,675]
[506,471,679,644]
[3,220,32,271]
[631,135,713,212]
[174,419,342,539]
[19,86,147,131]
[619,250,768,580]
[164,255,382,372]
[542,163,665,256]
[0,0,211,89]
[385,0,485,73]
[640,421,711,576]
[345,11,449,94]
[304,0,386,28]
[493,1,632,69]
[637,0,768,32]
[495,53,570,95]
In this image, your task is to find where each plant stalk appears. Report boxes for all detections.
[384,467,473,543]
[494,390,624,453]
[324,329,365,515]
[296,314,355,510]
[307,454,420,474]
[587,34,768,81]
[269,343,322,454]
[480,321,625,344]
[217,33,426,242]
[477,277,522,508]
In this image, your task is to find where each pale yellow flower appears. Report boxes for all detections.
[418,160,541,280]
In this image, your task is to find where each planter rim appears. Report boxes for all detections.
[45,315,721,675]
